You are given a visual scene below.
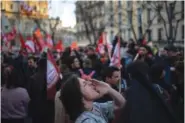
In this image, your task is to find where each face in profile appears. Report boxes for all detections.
[108,71,120,85]
[78,78,99,101]
[72,58,80,69]
[139,47,147,55]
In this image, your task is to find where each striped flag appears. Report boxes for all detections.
[25,37,35,53]
[47,50,60,100]
[109,37,121,68]
[47,50,59,88]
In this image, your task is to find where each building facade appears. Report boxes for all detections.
[1,1,49,38]
[104,1,138,42]
[1,1,66,46]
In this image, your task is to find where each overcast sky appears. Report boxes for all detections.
[48,0,76,28]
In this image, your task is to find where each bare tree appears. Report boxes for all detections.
[151,1,184,44]
[127,1,159,43]
[76,1,106,45]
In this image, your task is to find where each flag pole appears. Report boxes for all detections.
[118,36,122,93]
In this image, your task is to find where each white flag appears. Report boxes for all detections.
[25,40,35,53]
[109,37,121,68]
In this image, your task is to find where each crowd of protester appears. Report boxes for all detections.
[1,36,184,123]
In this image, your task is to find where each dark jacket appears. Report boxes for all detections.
[27,71,47,118]
[118,78,179,123]
[118,61,179,123]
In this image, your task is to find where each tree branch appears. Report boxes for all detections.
[142,12,158,39]
[173,19,181,41]
[49,17,60,41]
[78,4,92,44]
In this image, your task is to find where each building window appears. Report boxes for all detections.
[10,4,13,9]
[118,13,122,25]
[110,22,114,27]
[110,15,114,26]
[157,16,162,23]
[34,6,37,11]
[148,29,152,41]
[111,30,114,40]
[110,1,113,12]
[158,28,163,41]
[127,1,132,9]
[182,25,184,39]
[118,1,121,8]
[119,29,122,35]
[147,8,151,23]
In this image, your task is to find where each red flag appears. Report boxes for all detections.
[96,33,105,54]
[25,36,35,53]
[70,41,78,51]
[33,33,45,53]
[19,33,26,49]
[109,37,121,68]
[55,40,63,52]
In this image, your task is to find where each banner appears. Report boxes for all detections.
[47,50,59,87]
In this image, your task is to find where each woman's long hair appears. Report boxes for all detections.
[60,74,84,121]
[5,66,23,89]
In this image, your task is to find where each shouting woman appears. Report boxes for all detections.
[60,74,126,123]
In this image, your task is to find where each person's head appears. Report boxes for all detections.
[138,46,148,56]
[28,56,36,68]
[126,61,149,81]
[86,46,95,56]
[150,63,165,82]
[60,64,70,73]
[164,45,178,57]
[5,66,22,89]
[68,56,80,69]
[159,49,168,57]
[104,66,120,85]
[60,74,99,121]
[37,58,47,72]
[83,58,92,68]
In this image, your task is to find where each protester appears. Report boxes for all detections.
[1,29,184,123]
[26,56,38,79]
[67,56,81,73]
[1,66,30,123]
[150,63,171,104]
[60,74,126,123]
[118,61,179,123]
[96,66,121,103]
[27,58,53,123]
